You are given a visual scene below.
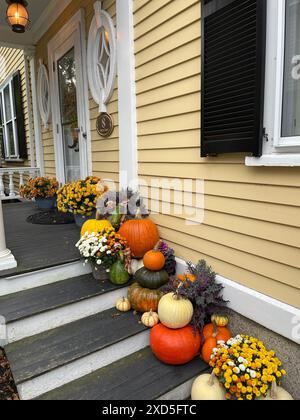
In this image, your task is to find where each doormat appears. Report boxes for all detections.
[27,210,75,225]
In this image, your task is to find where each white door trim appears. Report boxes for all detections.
[48,9,91,183]
[116,0,138,189]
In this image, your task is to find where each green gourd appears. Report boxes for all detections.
[135,267,169,290]
[109,260,130,285]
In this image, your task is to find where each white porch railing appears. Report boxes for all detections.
[0,167,41,200]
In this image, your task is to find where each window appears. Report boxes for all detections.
[0,71,26,161]
[247,0,300,165]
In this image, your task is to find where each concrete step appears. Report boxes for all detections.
[0,274,132,343]
[5,308,149,400]
[36,347,209,401]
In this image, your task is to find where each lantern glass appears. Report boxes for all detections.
[7,3,29,33]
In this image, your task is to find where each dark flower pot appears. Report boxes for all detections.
[91,262,109,281]
[35,197,57,210]
[74,211,96,228]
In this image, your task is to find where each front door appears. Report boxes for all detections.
[49,12,89,184]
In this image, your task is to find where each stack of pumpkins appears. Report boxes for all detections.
[150,292,201,365]
[128,249,169,315]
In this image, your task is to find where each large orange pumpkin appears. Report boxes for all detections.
[150,324,201,365]
[118,218,159,258]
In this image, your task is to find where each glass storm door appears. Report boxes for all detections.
[57,48,80,183]
[49,14,89,185]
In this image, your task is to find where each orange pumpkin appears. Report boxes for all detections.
[128,283,163,313]
[143,250,165,271]
[203,323,232,343]
[202,337,218,364]
[201,322,232,364]
[119,218,159,258]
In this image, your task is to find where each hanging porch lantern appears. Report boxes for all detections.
[6,0,30,33]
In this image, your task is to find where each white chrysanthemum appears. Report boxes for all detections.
[239,364,246,372]
[97,260,102,265]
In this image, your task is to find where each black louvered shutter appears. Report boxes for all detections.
[201,0,267,157]
[12,70,27,159]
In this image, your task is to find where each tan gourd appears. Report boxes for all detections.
[211,314,229,327]
[191,373,226,401]
[141,310,159,328]
[260,382,293,400]
[158,292,193,329]
[116,297,131,312]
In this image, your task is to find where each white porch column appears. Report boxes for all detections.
[116,0,138,190]
[0,200,17,270]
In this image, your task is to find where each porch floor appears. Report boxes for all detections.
[1,202,80,278]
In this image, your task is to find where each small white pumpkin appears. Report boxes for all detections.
[260,382,293,400]
[141,310,159,328]
[130,259,144,275]
[191,373,226,401]
[158,292,193,329]
[116,297,131,312]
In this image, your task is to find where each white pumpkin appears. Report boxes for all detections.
[158,292,193,329]
[130,259,144,275]
[116,297,131,312]
[191,373,226,401]
[260,382,293,400]
[141,310,159,328]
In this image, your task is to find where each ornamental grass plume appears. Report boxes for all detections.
[210,335,287,400]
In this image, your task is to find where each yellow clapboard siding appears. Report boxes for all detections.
[138,162,300,187]
[135,2,200,50]
[135,21,200,67]
[138,130,200,150]
[135,39,200,78]
[140,176,300,207]
[136,75,200,107]
[164,240,300,308]
[157,225,299,289]
[134,0,173,26]
[134,0,300,307]
[137,92,200,122]
[150,213,300,270]
[137,113,200,136]
[136,58,200,94]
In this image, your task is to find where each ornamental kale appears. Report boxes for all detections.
[163,259,228,335]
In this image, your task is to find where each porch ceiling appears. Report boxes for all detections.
[0,0,72,49]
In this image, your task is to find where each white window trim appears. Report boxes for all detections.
[0,72,20,161]
[246,0,300,167]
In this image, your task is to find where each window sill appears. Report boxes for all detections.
[245,154,300,167]
[4,158,25,163]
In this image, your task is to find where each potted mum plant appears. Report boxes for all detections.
[19,177,59,210]
[76,227,131,282]
[57,176,108,228]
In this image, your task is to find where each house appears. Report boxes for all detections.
[0,0,299,400]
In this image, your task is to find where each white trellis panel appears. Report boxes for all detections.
[87,1,117,112]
